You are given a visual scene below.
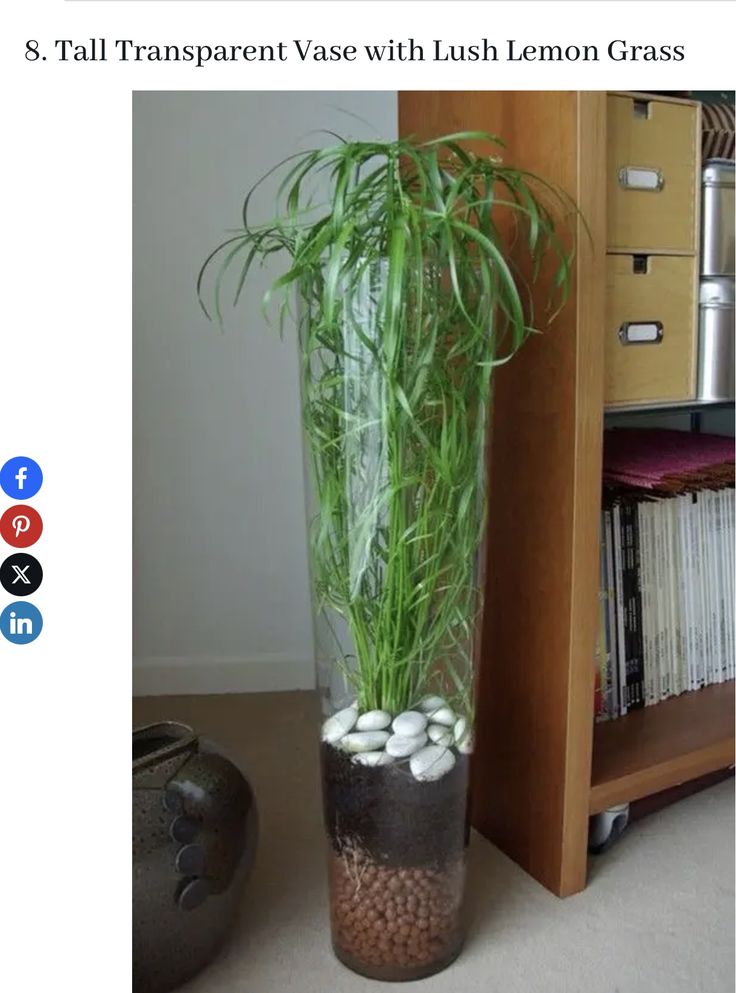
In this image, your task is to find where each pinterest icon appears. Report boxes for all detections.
[0,505,43,548]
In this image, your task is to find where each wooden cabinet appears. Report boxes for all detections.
[400,90,605,897]
[399,90,735,899]
[605,254,698,406]
[607,93,700,254]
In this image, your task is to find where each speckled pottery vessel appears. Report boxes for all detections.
[133,722,257,993]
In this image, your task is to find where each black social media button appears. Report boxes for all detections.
[0,553,43,597]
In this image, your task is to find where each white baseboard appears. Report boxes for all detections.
[133,654,316,696]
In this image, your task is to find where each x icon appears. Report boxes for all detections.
[1,554,42,597]
[11,565,31,585]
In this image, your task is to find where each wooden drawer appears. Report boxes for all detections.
[607,94,699,254]
[605,254,698,407]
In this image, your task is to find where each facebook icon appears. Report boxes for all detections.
[0,457,43,500]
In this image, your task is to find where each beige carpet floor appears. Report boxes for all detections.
[133,691,735,993]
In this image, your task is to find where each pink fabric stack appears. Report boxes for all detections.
[603,429,735,493]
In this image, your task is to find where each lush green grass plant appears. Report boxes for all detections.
[199,133,576,715]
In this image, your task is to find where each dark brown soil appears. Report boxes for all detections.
[320,742,470,867]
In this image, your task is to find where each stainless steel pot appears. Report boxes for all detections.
[698,277,735,401]
[701,161,735,277]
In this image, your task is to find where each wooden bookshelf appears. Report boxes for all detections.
[591,683,735,813]
[399,89,736,898]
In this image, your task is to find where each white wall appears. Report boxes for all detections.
[133,92,398,694]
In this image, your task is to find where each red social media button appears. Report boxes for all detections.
[0,505,43,548]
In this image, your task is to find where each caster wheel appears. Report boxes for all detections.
[588,803,629,854]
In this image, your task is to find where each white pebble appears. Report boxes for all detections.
[385,732,428,758]
[458,734,474,755]
[392,711,428,737]
[453,717,469,747]
[428,705,455,727]
[352,750,395,767]
[418,695,446,714]
[341,731,390,753]
[427,724,453,747]
[410,744,457,782]
[321,705,358,744]
[356,710,392,731]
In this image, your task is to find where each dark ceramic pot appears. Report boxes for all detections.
[133,722,257,993]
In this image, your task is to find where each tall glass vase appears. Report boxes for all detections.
[299,257,490,980]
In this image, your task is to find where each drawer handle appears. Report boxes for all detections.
[618,321,663,345]
[618,166,664,192]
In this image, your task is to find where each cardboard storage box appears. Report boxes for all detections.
[605,254,698,407]
[607,93,700,255]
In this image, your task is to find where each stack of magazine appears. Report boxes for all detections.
[595,429,735,722]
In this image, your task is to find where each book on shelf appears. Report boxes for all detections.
[595,429,735,722]
[602,508,620,719]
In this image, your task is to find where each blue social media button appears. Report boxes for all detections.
[0,601,43,644]
[0,457,43,500]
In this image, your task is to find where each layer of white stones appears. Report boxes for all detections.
[321,697,473,782]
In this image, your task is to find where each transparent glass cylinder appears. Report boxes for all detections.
[299,257,491,980]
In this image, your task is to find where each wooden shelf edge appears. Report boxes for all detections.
[605,248,697,258]
[590,683,735,814]
[590,736,734,813]
[605,399,735,415]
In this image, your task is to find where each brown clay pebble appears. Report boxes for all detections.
[329,849,462,976]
